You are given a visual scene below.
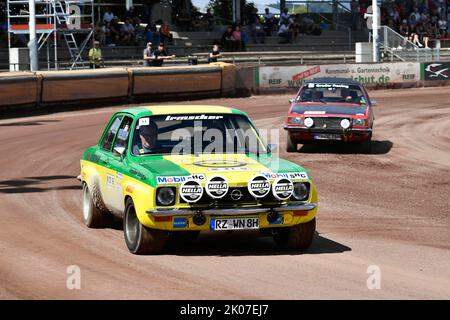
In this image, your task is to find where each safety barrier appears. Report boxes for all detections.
[1,61,449,109]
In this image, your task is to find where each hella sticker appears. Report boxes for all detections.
[205,176,229,199]
[272,178,294,201]
[248,175,271,198]
[179,180,203,203]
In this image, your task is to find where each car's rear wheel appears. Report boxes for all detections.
[273,218,316,251]
[286,132,297,152]
[124,198,168,254]
[82,183,113,228]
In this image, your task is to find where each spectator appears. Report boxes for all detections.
[103,7,114,24]
[415,22,429,48]
[399,19,412,43]
[263,8,276,36]
[280,8,291,26]
[176,8,191,31]
[438,15,448,37]
[108,17,121,45]
[143,42,155,67]
[208,44,221,63]
[95,22,106,46]
[278,22,292,44]
[448,8,450,32]
[145,23,160,45]
[152,43,175,67]
[202,9,215,31]
[232,25,243,51]
[159,22,173,45]
[300,14,315,35]
[121,19,136,45]
[221,25,235,51]
[250,9,265,44]
[89,41,103,69]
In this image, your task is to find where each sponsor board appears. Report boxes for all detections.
[422,62,450,80]
[259,62,421,88]
[156,174,206,184]
[261,172,309,180]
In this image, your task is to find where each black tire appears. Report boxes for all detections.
[286,132,297,152]
[82,183,113,228]
[123,198,168,255]
[273,218,316,251]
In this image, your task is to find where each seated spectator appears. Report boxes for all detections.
[143,42,155,67]
[103,7,114,25]
[121,19,136,45]
[95,21,106,46]
[415,22,429,48]
[208,44,221,63]
[300,14,315,35]
[399,19,411,46]
[280,8,291,26]
[145,23,160,45]
[159,22,173,45]
[221,25,236,51]
[108,17,121,45]
[152,43,175,67]
[263,8,276,36]
[438,15,448,37]
[176,8,191,31]
[278,22,293,44]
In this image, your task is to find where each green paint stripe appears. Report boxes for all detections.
[254,67,260,89]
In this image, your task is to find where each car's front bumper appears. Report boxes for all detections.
[284,125,372,135]
[146,203,316,217]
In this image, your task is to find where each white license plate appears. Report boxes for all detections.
[210,217,259,231]
[313,133,342,140]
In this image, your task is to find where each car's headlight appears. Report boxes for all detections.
[304,117,314,128]
[353,118,366,126]
[340,118,351,129]
[288,117,303,125]
[291,182,309,201]
[156,187,176,206]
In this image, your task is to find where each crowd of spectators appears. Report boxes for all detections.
[357,0,450,48]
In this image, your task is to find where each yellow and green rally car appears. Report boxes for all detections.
[80,105,318,254]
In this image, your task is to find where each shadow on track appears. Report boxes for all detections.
[298,140,393,155]
[0,175,81,193]
[163,231,351,257]
[0,120,60,127]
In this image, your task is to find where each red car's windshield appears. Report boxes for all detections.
[296,83,367,105]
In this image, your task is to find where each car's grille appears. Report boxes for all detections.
[179,186,279,207]
[310,117,347,130]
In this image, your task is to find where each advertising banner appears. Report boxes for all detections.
[258,62,421,89]
[422,62,450,81]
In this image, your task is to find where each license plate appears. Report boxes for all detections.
[313,133,342,140]
[210,217,259,231]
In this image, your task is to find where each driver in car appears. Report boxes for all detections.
[134,122,158,154]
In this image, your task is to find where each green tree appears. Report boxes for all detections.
[208,0,256,24]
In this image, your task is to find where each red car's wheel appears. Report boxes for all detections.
[286,132,298,152]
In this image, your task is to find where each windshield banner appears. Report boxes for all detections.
[258,62,420,89]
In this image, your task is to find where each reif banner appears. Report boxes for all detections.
[258,62,421,89]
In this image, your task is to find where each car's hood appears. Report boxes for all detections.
[292,103,368,116]
[134,153,310,187]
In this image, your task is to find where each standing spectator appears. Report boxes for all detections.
[152,43,175,67]
[95,22,106,46]
[208,44,221,63]
[280,8,291,26]
[89,41,103,69]
[263,8,276,36]
[159,22,173,45]
[202,8,215,31]
[103,7,114,24]
[232,25,243,51]
[143,42,155,67]
[221,25,235,51]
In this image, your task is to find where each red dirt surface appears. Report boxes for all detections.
[0,87,449,299]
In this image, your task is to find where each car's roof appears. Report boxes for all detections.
[304,77,361,86]
[119,105,248,118]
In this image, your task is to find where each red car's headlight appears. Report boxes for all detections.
[352,118,367,126]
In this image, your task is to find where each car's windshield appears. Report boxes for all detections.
[297,83,367,105]
[131,114,267,155]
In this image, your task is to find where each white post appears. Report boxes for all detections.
[126,0,133,11]
[372,0,379,62]
[28,0,39,71]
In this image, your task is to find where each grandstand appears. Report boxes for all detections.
[1,0,449,71]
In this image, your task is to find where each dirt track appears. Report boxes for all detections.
[0,87,449,299]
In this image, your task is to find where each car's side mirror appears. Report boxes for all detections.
[113,146,126,160]
[267,144,277,153]
[371,100,377,106]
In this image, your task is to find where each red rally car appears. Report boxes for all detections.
[284,77,375,153]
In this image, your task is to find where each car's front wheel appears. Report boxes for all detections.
[124,198,168,254]
[273,218,316,251]
[82,183,113,228]
[286,132,298,152]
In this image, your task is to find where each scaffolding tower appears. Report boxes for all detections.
[7,0,94,70]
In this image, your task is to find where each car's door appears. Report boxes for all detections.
[107,116,134,213]
[96,114,123,212]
